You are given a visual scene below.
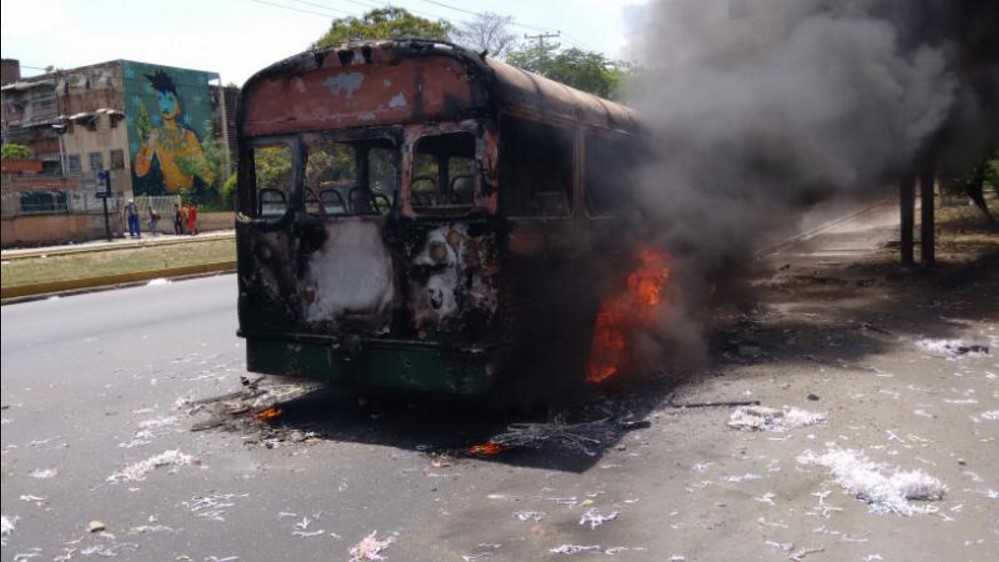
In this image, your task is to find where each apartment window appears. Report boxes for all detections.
[67,155,82,173]
[89,152,104,171]
[110,149,125,169]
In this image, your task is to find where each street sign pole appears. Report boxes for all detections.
[102,194,112,241]
[97,170,113,241]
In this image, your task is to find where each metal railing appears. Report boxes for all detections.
[1,172,181,220]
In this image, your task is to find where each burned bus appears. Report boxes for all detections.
[235,40,652,401]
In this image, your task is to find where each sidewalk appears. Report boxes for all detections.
[1,229,235,261]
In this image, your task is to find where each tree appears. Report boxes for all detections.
[507,44,632,100]
[949,147,999,228]
[314,7,452,49]
[454,12,517,59]
[1,143,33,160]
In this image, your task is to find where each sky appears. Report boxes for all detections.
[1,0,645,86]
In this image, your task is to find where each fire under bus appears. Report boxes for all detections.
[235,40,653,403]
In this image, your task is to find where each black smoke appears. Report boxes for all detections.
[618,0,999,366]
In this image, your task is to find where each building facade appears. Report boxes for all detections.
[2,59,231,201]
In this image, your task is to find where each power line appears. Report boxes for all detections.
[288,0,351,15]
[414,0,597,51]
[249,0,345,19]
[524,31,560,50]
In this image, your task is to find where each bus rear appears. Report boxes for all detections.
[235,42,506,395]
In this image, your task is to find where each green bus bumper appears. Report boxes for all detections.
[242,333,503,396]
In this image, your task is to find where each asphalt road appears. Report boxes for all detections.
[2,205,997,561]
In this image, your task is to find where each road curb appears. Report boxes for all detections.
[1,232,235,261]
[1,261,237,303]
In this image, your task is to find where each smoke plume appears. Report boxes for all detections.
[620,0,998,366]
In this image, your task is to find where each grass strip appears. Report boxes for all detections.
[1,239,236,288]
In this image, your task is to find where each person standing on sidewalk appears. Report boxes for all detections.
[147,206,161,236]
[187,202,198,236]
[173,204,185,235]
[126,199,141,238]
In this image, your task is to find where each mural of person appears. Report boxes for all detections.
[133,70,215,193]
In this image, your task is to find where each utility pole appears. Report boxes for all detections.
[919,166,935,266]
[524,31,560,50]
[899,173,915,267]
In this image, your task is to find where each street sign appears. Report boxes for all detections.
[96,170,111,197]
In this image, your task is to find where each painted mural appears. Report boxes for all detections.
[122,62,219,198]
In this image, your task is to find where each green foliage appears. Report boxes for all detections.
[506,44,632,100]
[314,7,452,49]
[222,173,237,210]
[254,146,293,190]
[1,143,33,160]
[985,148,999,191]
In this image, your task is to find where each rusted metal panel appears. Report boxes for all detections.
[485,59,639,133]
[243,57,482,136]
[240,40,641,139]
[403,221,501,337]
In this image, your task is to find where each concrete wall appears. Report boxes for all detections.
[1,213,123,248]
[1,210,232,248]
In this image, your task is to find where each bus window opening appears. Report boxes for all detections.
[252,145,292,218]
[305,138,397,216]
[500,116,574,217]
[412,132,476,211]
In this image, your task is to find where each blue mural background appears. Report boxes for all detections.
[122,61,219,197]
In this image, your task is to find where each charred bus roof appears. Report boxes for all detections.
[239,39,640,138]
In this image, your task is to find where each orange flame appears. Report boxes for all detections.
[253,406,284,421]
[586,248,671,383]
[467,441,505,456]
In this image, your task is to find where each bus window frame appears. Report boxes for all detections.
[582,127,643,220]
[239,136,302,223]
[301,130,402,219]
[240,131,404,221]
[496,111,580,220]
[401,121,491,219]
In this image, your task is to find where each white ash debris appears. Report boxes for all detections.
[550,545,602,555]
[182,493,247,522]
[348,530,396,562]
[118,415,181,448]
[979,409,999,421]
[579,508,619,529]
[29,468,57,479]
[80,541,140,557]
[138,415,179,429]
[12,548,42,560]
[107,450,193,483]
[146,278,171,286]
[728,406,826,432]
[797,448,946,515]
[917,339,989,358]
[2,514,17,547]
[291,516,325,538]
[513,511,546,522]
[549,545,646,556]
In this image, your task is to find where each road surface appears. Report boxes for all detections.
[2,204,997,561]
